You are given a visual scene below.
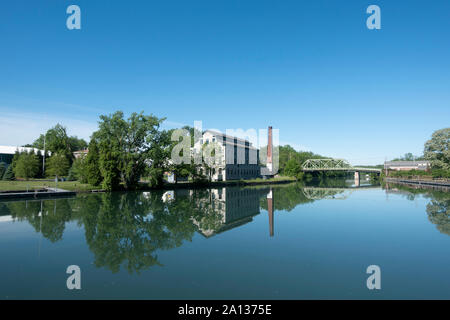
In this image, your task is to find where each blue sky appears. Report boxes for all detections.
[1,0,449,165]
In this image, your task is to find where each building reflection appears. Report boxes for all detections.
[189,187,271,237]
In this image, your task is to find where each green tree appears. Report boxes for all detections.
[11,150,20,173]
[2,165,14,180]
[46,153,70,177]
[85,140,102,186]
[93,111,166,190]
[32,124,83,167]
[33,124,70,153]
[68,157,87,182]
[283,158,304,180]
[0,162,6,179]
[68,136,88,152]
[424,128,450,170]
[13,151,40,180]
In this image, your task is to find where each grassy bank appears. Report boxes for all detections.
[0,180,103,192]
[0,176,296,193]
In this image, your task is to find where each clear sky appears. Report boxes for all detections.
[1,0,449,165]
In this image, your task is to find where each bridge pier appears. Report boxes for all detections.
[354,171,360,187]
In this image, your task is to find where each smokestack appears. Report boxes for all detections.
[267,126,273,172]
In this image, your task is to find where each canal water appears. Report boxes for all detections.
[1,180,450,299]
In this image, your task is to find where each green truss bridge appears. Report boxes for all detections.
[302,159,381,186]
[302,159,381,173]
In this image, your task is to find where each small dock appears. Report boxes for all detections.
[0,187,76,200]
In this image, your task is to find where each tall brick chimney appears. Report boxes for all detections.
[267,126,273,172]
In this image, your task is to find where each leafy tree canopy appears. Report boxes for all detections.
[424,128,450,170]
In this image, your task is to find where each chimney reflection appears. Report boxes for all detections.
[267,188,274,237]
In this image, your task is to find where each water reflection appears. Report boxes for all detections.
[384,182,450,236]
[1,180,448,274]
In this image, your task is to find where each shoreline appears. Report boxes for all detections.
[0,177,297,200]
[384,177,450,192]
[149,177,297,190]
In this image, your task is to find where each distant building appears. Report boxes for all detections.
[0,145,45,165]
[73,149,89,159]
[193,130,261,181]
[384,160,430,171]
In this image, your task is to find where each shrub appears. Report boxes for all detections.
[46,153,70,177]
[2,165,15,180]
[13,152,40,180]
[0,162,6,179]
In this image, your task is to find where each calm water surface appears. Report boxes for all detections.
[1,180,450,299]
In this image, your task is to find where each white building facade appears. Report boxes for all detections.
[193,130,261,181]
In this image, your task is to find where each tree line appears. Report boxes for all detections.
[4,111,212,190]
[387,128,450,178]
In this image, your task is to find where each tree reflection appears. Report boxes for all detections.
[74,192,198,273]
[7,199,72,242]
[0,183,342,274]
[426,194,450,236]
[385,183,450,236]
[260,183,314,212]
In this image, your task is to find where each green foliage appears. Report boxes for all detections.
[424,128,450,170]
[33,124,70,154]
[33,123,86,152]
[427,195,450,236]
[12,151,40,180]
[0,162,6,179]
[260,144,326,177]
[68,136,88,152]
[93,110,166,190]
[389,169,429,178]
[93,111,162,190]
[46,153,70,177]
[283,158,304,180]
[31,124,85,169]
[68,158,87,182]
[431,169,450,179]
[2,165,14,180]
[85,140,102,186]
[388,169,450,179]
[98,149,121,191]
[392,153,425,161]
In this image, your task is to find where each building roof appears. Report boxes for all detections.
[0,145,45,155]
[384,160,430,167]
[204,130,253,145]
[73,149,88,154]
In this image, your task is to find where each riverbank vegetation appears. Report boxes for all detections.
[385,128,450,180]
[2,111,447,191]
[388,169,450,179]
[1,110,346,191]
[0,180,102,192]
